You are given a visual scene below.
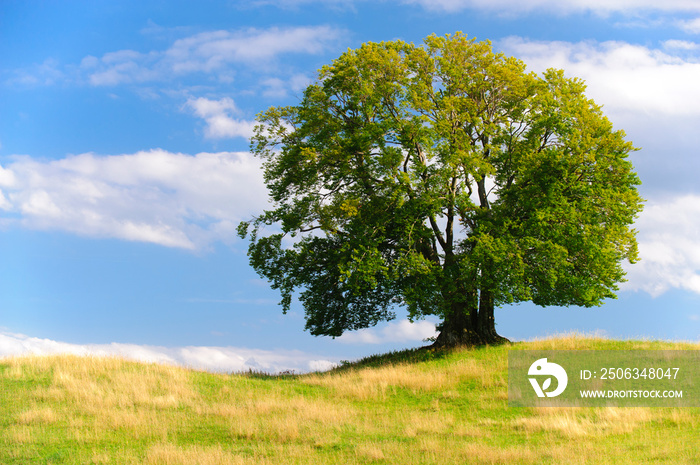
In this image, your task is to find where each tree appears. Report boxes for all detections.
[238,33,643,347]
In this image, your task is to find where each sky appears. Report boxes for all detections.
[1,0,700,373]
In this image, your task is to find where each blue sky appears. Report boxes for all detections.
[2,0,700,372]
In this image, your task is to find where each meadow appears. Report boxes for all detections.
[1,335,699,464]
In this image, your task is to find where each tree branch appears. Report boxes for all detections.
[300,225,323,233]
[445,175,457,253]
[429,215,448,254]
[477,176,490,209]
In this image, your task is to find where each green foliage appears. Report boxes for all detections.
[240,32,643,338]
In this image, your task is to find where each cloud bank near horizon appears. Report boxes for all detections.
[0,330,337,374]
[0,318,439,373]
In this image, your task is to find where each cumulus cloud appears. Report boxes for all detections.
[500,37,700,117]
[0,330,337,373]
[623,195,700,297]
[186,97,257,139]
[338,319,437,344]
[0,150,268,250]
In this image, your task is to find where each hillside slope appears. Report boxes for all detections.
[1,335,699,464]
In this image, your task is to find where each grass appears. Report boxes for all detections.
[1,334,699,464]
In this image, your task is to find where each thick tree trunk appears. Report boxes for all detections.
[432,290,509,348]
[432,303,485,347]
[476,290,509,345]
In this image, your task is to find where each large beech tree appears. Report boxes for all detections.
[238,33,643,346]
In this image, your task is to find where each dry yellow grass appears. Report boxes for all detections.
[3,354,199,447]
[3,338,700,465]
[461,443,538,465]
[512,406,656,438]
[354,443,386,461]
[47,355,196,410]
[16,406,59,425]
[403,411,455,437]
[524,331,700,351]
[146,444,260,465]
[302,352,489,400]
[6,425,33,444]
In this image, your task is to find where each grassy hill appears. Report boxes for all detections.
[1,335,699,464]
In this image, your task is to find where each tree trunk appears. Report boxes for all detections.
[476,290,509,345]
[432,302,485,347]
[432,290,510,348]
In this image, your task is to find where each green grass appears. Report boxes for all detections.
[1,334,699,464]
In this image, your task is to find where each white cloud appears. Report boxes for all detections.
[251,0,700,14]
[9,26,342,88]
[678,17,700,33]
[289,73,313,92]
[262,78,290,99]
[402,0,700,14]
[663,40,700,51]
[165,26,340,71]
[500,38,700,117]
[82,26,342,87]
[5,59,66,86]
[0,191,10,211]
[0,150,268,250]
[338,319,437,344]
[186,97,257,139]
[251,0,357,10]
[87,50,160,86]
[497,37,700,194]
[0,330,337,374]
[623,194,700,297]
[261,74,312,98]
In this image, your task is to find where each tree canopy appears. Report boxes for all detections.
[238,32,643,346]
